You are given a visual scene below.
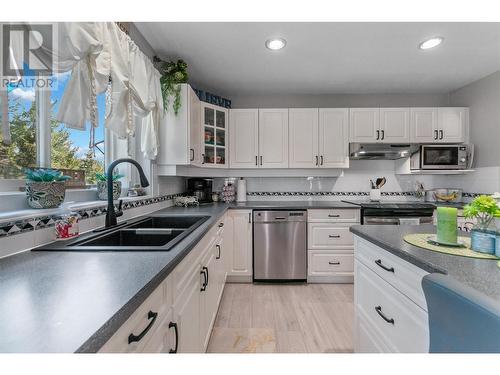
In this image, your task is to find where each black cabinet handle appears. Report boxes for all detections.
[168,322,178,353]
[255,155,258,166]
[320,155,324,165]
[375,306,395,324]
[329,234,341,238]
[376,130,380,140]
[190,148,194,162]
[248,213,251,223]
[375,259,395,273]
[434,130,438,140]
[205,266,209,287]
[315,155,319,166]
[201,154,205,164]
[381,130,385,140]
[260,156,263,165]
[200,267,208,291]
[128,311,158,344]
[439,130,444,140]
[328,214,340,218]
[328,261,340,265]
[218,222,224,228]
[216,244,221,259]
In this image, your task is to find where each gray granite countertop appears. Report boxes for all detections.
[0,200,359,353]
[350,225,500,303]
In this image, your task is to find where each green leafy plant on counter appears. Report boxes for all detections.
[463,195,500,230]
[25,168,71,182]
[158,59,188,115]
[95,172,124,182]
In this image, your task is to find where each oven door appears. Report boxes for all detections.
[364,216,433,225]
[420,145,461,169]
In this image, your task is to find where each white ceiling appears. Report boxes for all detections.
[136,22,500,96]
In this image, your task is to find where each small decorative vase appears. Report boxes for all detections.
[97,181,122,200]
[470,228,496,254]
[26,181,66,209]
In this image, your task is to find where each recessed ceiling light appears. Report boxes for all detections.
[419,37,444,50]
[265,38,286,50]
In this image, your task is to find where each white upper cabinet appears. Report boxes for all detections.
[258,109,289,168]
[349,108,379,143]
[229,109,259,168]
[158,84,202,167]
[319,108,349,168]
[379,108,410,143]
[410,108,438,143]
[410,107,467,143]
[350,108,409,143]
[289,108,319,168]
[438,107,467,143]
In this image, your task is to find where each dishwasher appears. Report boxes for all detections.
[253,210,307,281]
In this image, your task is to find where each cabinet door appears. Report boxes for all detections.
[202,104,228,168]
[188,87,202,166]
[379,108,410,143]
[200,248,218,351]
[215,237,225,302]
[410,108,438,143]
[289,108,319,168]
[227,210,253,280]
[438,107,466,143]
[229,109,259,168]
[319,108,349,168]
[349,108,380,143]
[172,270,202,353]
[259,109,289,168]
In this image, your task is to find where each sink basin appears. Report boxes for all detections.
[33,215,210,252]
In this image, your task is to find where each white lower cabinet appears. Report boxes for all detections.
[354,236,429,353]
[307,209,360,283]
[226,210,253,283]
[100,215,228,353]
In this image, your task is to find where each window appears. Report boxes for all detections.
[0,73,106,185]
[0,86,37,179]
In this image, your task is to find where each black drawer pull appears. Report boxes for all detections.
[218,222,224,228]
[439,130,444,140]
[329,234,341,238]
[168,322,178,353]
[216,244,221,259]
[190,148,194,162]
[200,267,208,291]
[434,130,438,140]
[128,310,158,344]
[315,155,319,166]
[381,130,385,140]
[375,259,394,273]
[328,261,340,265]
[327,214,340,218]
[375,306,394,324]
[320,155,324,165]
[376,130,380,140]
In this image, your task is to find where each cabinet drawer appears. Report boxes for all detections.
[355,260,429,353]
[354,237,429,310]
[307,209,360,223]
[308,251,354,275]
[308,223,354,249]
[99,281,166,353]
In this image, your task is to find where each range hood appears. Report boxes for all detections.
[349,143,418,160]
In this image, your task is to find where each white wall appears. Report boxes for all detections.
[231,93,450,108]
[449,70,500,168]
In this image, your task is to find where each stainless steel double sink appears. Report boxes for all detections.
[34,215,210,252]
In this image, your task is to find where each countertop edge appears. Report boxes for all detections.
[349,226,448,275]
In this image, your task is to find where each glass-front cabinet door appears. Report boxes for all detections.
[202,103,228,167]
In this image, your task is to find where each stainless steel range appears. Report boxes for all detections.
[342,201,435,225]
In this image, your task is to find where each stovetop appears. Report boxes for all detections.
[342,200,436,210]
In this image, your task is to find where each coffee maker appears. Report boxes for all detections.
[187,178,213,203]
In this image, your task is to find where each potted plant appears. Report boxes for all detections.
[25,168,71,209]
[158,59,188,115]
[95,172,124,200]
[463,195,500,254]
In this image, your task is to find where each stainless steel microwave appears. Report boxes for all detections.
[410,144,473,170]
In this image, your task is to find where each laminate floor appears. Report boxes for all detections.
[207,283,354,353]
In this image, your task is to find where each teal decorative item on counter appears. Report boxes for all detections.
[464,195,500,254]
[436,206,458,245]
[25,168,71,209]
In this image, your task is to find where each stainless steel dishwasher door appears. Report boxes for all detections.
[253,210,307,281]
